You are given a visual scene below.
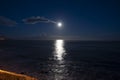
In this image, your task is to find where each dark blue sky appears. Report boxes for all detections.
[0,0,120,40]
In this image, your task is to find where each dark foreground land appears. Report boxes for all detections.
[0,69,37,80]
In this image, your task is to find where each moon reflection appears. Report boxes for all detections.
[54,39,66,60]
[49,39,67,80]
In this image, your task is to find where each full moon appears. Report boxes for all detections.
[57,22,62,27]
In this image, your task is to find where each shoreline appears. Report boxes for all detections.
[0,69,37,80]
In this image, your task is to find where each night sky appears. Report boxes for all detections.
[0,0,120,40]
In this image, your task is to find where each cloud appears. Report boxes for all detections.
[23,16,56,24]
[0,16,17,26]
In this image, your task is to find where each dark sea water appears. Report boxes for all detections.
[0,40,120,80]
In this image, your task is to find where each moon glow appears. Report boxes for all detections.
[57,22,62,27]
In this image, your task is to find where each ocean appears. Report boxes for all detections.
[0,40,120,80]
